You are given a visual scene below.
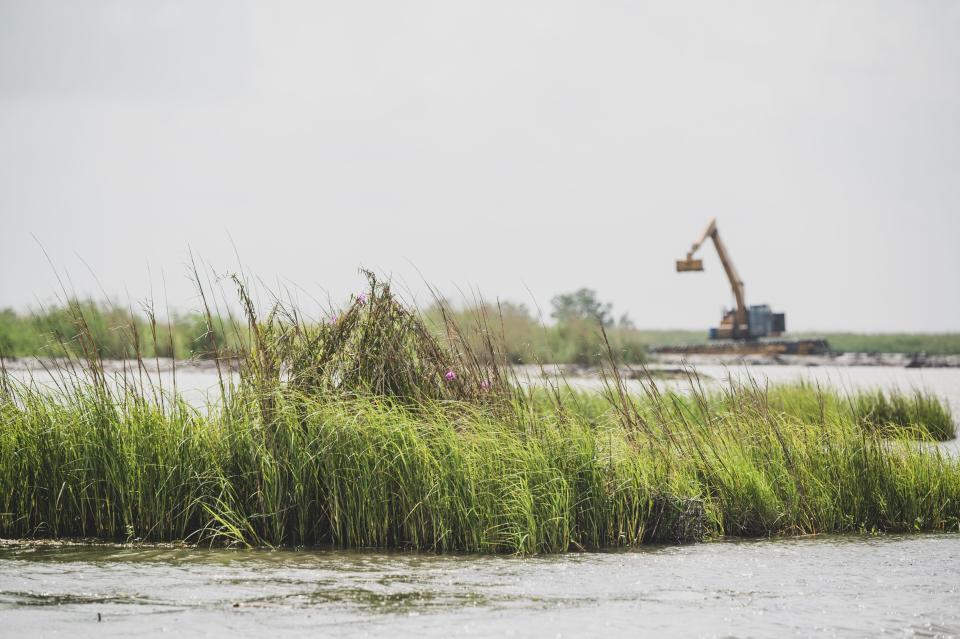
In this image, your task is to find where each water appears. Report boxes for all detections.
[2,535,958,638]
[9,361,960,415]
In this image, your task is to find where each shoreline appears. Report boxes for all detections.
[4,351,960,377]
[648,351,960,368]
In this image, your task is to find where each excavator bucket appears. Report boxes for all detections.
[676,258,704,272]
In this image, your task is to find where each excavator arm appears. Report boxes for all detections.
[676,217,748,335]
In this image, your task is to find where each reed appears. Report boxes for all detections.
[525,381,956,442]
[0,273,956,553]
[0,300,245,360]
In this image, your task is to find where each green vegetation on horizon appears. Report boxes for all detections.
[790,332,960,355]
[0,274,956,553]
[0,287,648,365]
[629,330,960,355]
[0,301,245,361]
[2,297,958,363]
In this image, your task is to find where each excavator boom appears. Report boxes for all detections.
[676,217,749,337]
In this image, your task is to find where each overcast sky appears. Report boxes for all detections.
[1,1,958,332]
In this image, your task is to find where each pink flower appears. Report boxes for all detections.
[480,380,490,391]
[444,369,457,381]
[357,293,368,304]
[328,315,338,324]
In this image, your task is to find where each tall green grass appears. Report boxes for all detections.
[0,290,646,366]
[1,377,955,551]
[0,273,956,553]
[0,301,245,360]
[5,301,958,363]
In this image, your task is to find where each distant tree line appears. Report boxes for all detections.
[4,293,954,364]
[0,288,647,365]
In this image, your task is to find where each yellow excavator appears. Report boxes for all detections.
[676,218,785,340]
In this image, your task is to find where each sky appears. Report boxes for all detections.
[1,0,958,332]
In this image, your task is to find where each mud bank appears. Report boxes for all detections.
[649,352,960,368]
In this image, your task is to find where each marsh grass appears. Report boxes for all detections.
[851,389,955,441]
[0,271,957,553]
[236,272,511,406]
[0,300,246,360]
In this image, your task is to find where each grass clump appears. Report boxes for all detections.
[240,273,507,405]
[0,385,669,552]
[0,272,957,553]
[851,389,955,441]
[742,382,955,441]
[2,374,956,552]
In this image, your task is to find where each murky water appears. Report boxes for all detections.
[8,361,960,414]
[2,535,958,638]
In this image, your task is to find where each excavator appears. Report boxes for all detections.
[676,218,785,340]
